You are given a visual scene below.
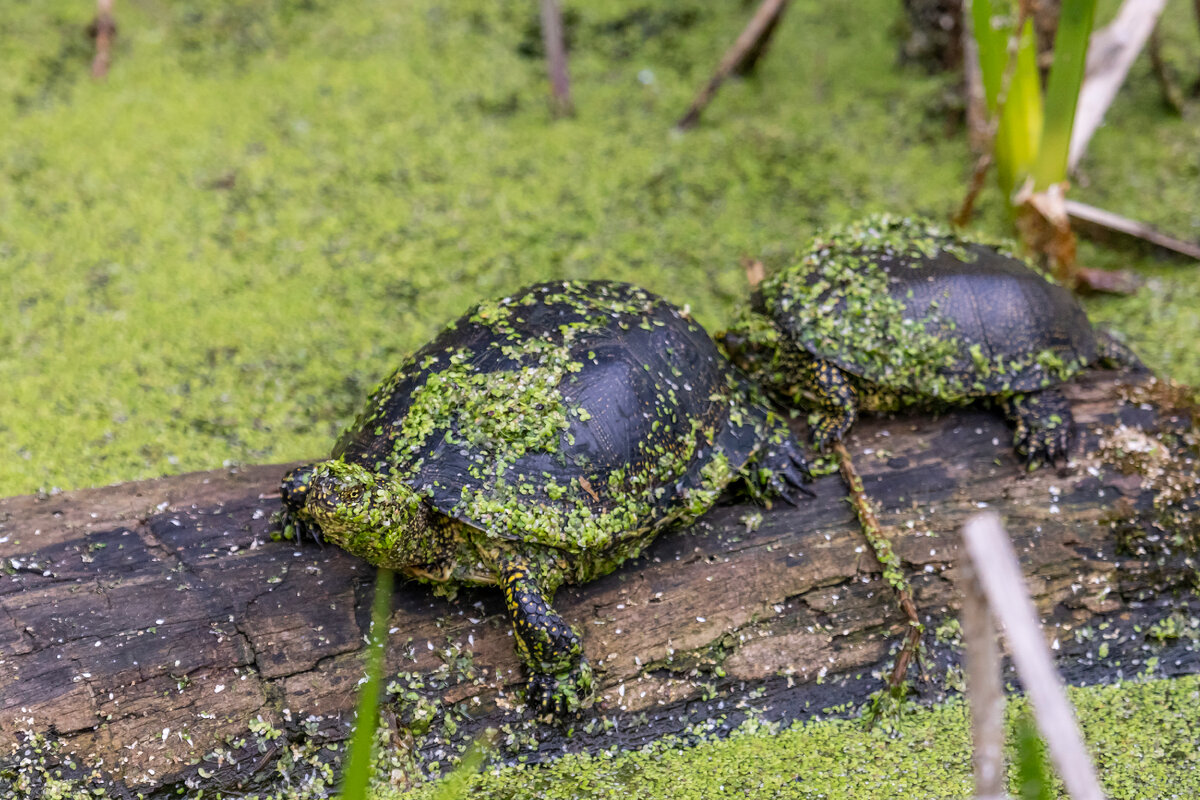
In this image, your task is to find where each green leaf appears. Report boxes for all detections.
[1014,710,1055,800]
[1033,0,1098,189]
[970,1,1043,202]
[338,567,394,800]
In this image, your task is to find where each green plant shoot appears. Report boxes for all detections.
[1014,710,1055,800]
[1032,0,1098,189]
[970,0,1098,204]
[338,566,394,800]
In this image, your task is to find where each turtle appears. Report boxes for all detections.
[279,280,812,715]
[718,215,1143,466]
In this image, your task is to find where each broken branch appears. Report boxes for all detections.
[675,0,790,130]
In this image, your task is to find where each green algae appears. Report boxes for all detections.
[0,0,979,495]
[388,675,1200,800]
[1,1,1195,495]
[398,350,577,460]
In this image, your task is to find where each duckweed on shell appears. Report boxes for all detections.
[723,214,1142,464]
[281,280,812,714]
[762,215,1090,400]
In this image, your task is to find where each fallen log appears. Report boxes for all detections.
[1,370,1197,798]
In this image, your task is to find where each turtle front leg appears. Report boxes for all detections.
[498,560,593,716]
[278,464,320,543]
[1001,388,1074,466]
[747,429,815,505]
[807,359,859,451]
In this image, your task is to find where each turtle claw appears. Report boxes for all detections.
[297,517,324,545]
[767,474,800,506]
[809,419,849,455]
[809,427,836,454]
[526,659,594,718]
[761,440,815,504]
[1004,390,1075,469]
[781,455,816,499]
[1015,420,1074,468]
[278,508,322,545]
[279,464,323,544]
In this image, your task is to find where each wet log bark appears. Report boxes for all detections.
[1,370,1197,798]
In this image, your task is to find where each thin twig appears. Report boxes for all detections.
[1193,0,1200,97]
[953,0,1033,228]
[732,0,789,77]
[832,441,923,694]
[1147,24,1184,113]
[1066,199,1200,262]
[963,514,1107,800]
[741,257,766,289]
[675,0,790,130]
[1195,0,1200,93]
[539,0,574,117]
[961,557,1006,800]
[89,0,116,80]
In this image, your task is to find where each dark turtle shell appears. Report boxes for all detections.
[765,216,1098,398]
[334,281,782,554]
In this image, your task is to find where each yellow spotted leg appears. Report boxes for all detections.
[808,358,859,451]
[498,560,594,716]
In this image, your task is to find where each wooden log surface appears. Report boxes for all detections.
[1,370,1198,798]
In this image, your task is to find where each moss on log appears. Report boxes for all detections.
[1,371,1197,798]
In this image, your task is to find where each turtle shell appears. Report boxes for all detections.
[334,281,776,554]
[765,216,1098,398]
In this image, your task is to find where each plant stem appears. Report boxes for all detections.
[540,0,574,117]
[956,0,1034,223]
[675,0,791,130]
[832,442,923,694]
[339,567,394,800]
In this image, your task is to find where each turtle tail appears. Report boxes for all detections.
[1096,330,1147,372]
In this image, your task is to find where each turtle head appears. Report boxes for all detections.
[286,460,433,568]
[717,311,786,388]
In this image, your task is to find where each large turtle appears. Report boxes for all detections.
[280,280,811,714]
[719,215,1143,465]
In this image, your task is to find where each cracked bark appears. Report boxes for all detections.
[1,370,1197,798]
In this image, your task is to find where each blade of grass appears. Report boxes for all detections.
[427,736,492,800]
[1001,19,1043,197]
[1032,0,1098,189]
[1014,710,1055,800]
[971,0,1010,110]
[969,1,1042,201]
[339,566,394,800]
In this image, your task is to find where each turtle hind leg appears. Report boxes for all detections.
[1001,388,1074,467]
[808,359,858,451]
[1096,330,1146,372]
[498,560,593,717]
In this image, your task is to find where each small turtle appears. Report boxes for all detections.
[281,280,811,715]
[720,215,1142,465]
